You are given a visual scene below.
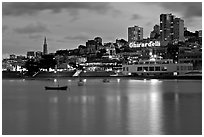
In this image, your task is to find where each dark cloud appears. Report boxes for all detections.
[13,22,50,34]
[131,14,142,20]
[2,25,8,33]
[2,2,112,16]
[64,33,91,42]
[28,34,43,40]
[160,2,202,18]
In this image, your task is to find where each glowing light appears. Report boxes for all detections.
[173,72,178,76]
[144,79,147,82]
[117,79,120,82]
[150,79,160,85]
[54,79,57,82]
[83,79,87,82]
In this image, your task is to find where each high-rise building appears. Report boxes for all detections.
[128,26,143,43]
[160,14,185,44]
[173,18,184,41]
[43,37,48,55]
[160,13,174,42]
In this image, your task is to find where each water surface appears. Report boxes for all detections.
[2,78,202,135]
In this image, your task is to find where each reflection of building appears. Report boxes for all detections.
[43,37,48,55]
[128,25,143,43]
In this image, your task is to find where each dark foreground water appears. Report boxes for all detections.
[2,78,202,135]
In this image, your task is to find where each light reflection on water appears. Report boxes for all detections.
[2,79,202,135]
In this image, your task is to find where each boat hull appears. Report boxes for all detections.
[45,86,68,90]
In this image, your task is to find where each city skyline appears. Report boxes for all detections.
[2,2,202,57]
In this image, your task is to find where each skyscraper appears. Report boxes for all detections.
[173,18,184,41]
[160,13,174,42]
[128,26,143,43]
[160,14,185,44]
[43,37,48,55]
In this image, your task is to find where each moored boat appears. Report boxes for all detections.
[122,57,194,77]
[78,79,84,86]
[103,79,110,83]
[45,86,68,90]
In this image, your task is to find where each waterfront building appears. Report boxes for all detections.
[122,57,193,76]
[43,37,48,55]
[128,25,143,43]
[27,51,35,59]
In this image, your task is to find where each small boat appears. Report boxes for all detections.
[78,79,84,86]
[45,86,68,90]
[103,79,110,83]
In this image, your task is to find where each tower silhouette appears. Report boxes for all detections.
[43,37,48,55]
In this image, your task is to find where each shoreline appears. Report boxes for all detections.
[2,71,202,80]
[2,75,202,80]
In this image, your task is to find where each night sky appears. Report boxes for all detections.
[2,2,202,57]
